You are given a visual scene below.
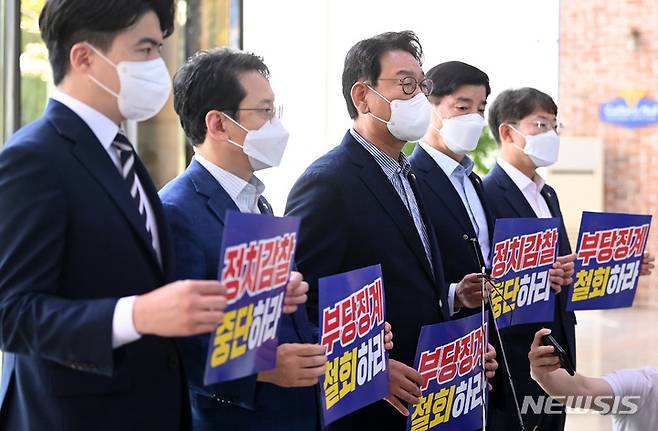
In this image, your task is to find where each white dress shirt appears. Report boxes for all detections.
[194,154,265,214]
[420,142,492,315]
[497,157,553,218]
[51,91,162,349]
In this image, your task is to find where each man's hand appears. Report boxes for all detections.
[133,280,227,337]
[383,359,423,416]
[548,264,565,294]
[484,343,498,390]
[528,328,561,383]
[557,253,576,285]
[257,344,327,388]
[384,322,394,350]
[283,271,309,314]
[455,273,490,309]
[641,251,655,276]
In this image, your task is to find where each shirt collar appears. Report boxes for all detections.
[350,128,411,180]
[194,153,265,203]
[419,141,474,177]
[497,157,545,192]
[51,90,119,151]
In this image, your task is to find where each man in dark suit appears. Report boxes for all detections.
[159,48,329,431]
[482,87,578,431]
[285,32,497,431]
[0,2,229,430]
[411,64,572,428]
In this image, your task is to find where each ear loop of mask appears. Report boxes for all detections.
[85,43,121,98]
[430,108,444,134]
[222,112,251,149]
[354,82,392,125]
[506,124,528,152]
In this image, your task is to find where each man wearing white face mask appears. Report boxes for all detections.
[0,1,233,430]
[286,32,498,431]
[159,48,343,431]
[410,63,573,423]
[482,87,577,431]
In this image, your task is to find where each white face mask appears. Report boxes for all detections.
[433,112,485,155]
[510,126,560,167]
[224,115,290,171]
[366,85,431,142]
[86,43,172,122]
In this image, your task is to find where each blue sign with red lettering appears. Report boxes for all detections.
[204,211,300,385]
[407,313,488,431]
[490,218,560,329]
[567,211,651,311]
[319,264,389,424]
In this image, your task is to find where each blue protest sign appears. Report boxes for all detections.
[567,211,651,311]
[319,264,389,424]
[490,218,560,329]
[203,211,300,385]
[407,313,488,431]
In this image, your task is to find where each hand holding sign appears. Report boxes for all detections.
[134,280,228,337]
[484,343,498,389]
[385,359,424,416]
[257,343,327,388]
[641,251,655,276]
[557,253,577,285]
[384,321,394,350]
[283,271,309,314]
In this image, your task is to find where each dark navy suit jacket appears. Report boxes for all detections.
[0,100,186,430]
[409,144,505,408]
[285,131,450,431]
[159,158,319,431]
[409,144,496,286]
[482,163,577,430]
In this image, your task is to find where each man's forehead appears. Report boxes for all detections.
[379,50,423,75]
[125,10,164,44]
[526,109,557,120]
[239,71,274,102]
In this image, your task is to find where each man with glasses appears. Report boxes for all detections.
[483,87,654,430]
[481,87,578,431]
[285,32,497,430]
[159,48,330,430]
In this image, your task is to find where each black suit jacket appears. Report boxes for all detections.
[483,162,577,414]
[285,131,450,431]
[409,144,506,408]
[409,144,496,283]
[159,159,319,430]
[0,100,186,430]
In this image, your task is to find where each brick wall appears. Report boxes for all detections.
[559,0,658,302]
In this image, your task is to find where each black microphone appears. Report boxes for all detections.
[462,235,527,431]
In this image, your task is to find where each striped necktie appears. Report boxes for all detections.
[112,132,154,248]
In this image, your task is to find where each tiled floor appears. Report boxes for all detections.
[564,289,658,431]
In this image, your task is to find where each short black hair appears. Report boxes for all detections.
[342,31,424,119]
[426,61,490,100]
[173,48,270,145]
[487,87,558,143]
[39,0,176,85]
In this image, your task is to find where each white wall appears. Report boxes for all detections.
[243,0,560,213]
